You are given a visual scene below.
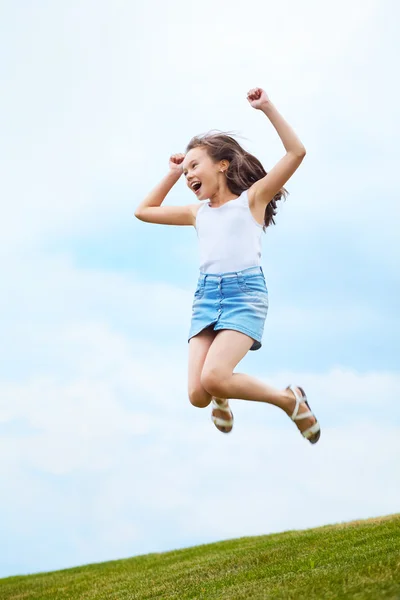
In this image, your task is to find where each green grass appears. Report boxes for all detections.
[1,515,400,599]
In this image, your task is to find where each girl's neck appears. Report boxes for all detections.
[208,187,239,208]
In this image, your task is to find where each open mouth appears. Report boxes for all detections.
[191,182,202,194]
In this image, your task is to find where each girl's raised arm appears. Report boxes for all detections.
[247,88,306,208]
[134,154,197,226]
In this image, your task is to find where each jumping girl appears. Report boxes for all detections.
[135,87,320,444]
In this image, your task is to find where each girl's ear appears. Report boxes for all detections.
[219,159,229,171]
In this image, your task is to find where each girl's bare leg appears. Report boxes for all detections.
[188,327,223,408]
[201,329,316,433]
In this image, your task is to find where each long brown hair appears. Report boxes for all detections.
[186,131,288,230]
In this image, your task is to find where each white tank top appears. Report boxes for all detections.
[195,189,263,274]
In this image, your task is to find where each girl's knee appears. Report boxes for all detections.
[188,387,212,408]
[200,367,228,398]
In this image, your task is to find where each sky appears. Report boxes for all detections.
[1,0,399,579]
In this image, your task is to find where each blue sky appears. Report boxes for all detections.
[1,0,399,579]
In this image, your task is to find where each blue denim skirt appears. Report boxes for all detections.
[188,266,268,351]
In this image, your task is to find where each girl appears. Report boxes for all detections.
[135,87,320,444]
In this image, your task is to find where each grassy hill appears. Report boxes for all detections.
[1,514,399,599]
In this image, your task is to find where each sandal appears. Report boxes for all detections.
[287,385,320,444]
[211,398,234,434]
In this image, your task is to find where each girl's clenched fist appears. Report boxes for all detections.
[169,153,185,173]
[247,88,270,110]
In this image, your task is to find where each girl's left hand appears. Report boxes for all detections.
[247,87,270,109]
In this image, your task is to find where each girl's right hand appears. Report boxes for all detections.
[169,153,185,174]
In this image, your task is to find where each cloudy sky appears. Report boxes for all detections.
[1,0,399,579]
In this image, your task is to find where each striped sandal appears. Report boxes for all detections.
[211,398,234,434]
[287,385,321,444]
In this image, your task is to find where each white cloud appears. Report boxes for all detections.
[1,362,399,575]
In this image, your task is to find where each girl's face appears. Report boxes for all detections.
[182,147,224,200]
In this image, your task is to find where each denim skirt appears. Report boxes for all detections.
[188,266,268,351]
